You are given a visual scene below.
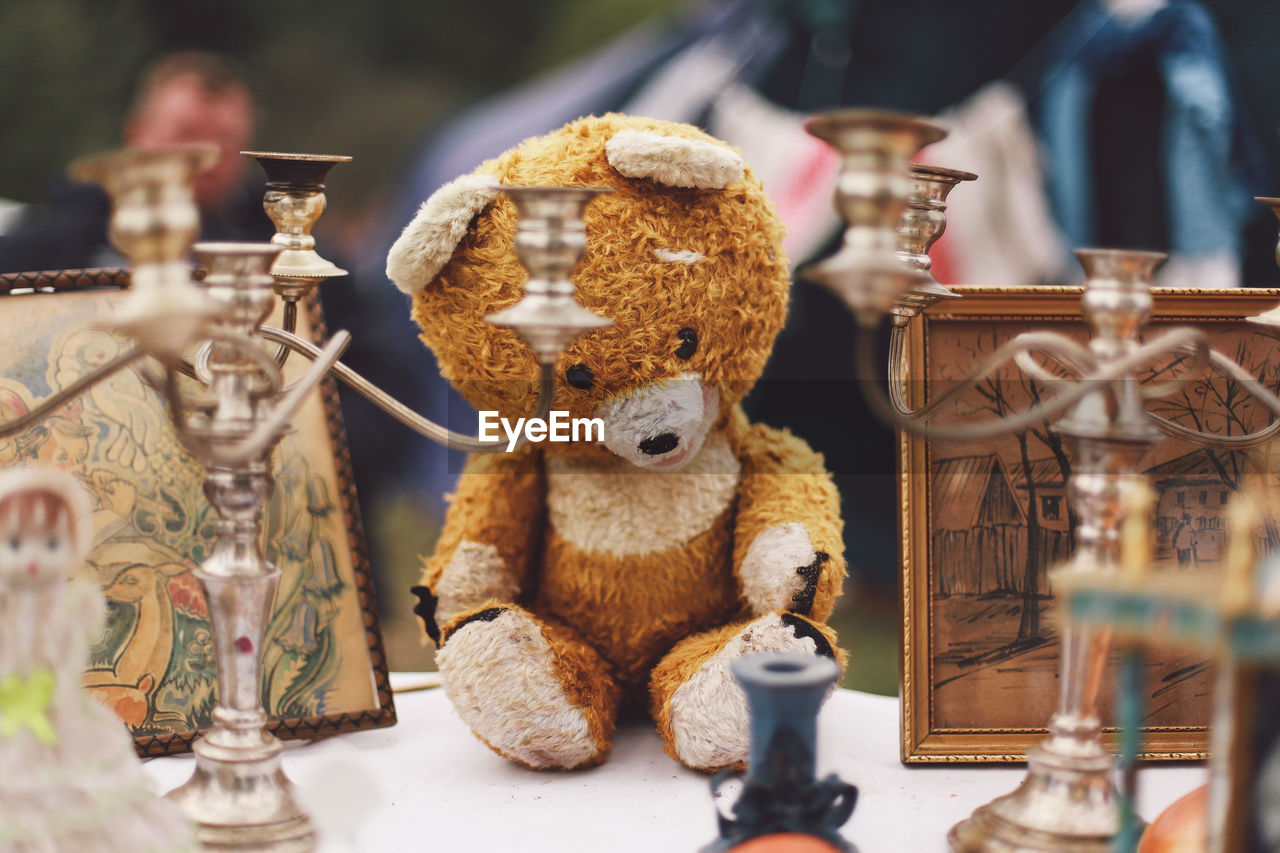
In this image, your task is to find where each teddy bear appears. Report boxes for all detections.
[385,113,846,772]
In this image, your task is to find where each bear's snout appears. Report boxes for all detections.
[597,373,719,470]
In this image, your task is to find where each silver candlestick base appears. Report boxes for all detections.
[162,242,317,852]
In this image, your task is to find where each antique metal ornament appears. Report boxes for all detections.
[801,109,942,323]
[483,186,613,364]
[0,145,613,849]
[161,240,331,851]
[69,145,220,360]
[892,163,976,321]
[804,106,1280,851]
[242,151,351,282]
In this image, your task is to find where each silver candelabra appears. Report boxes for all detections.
[802,109,1280,852]
[0,144,610,851]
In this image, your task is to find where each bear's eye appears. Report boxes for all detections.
[675,328,698,360]
[565,363,595,390]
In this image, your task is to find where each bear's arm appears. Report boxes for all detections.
[732,423,846,622]
[412,445,545,643]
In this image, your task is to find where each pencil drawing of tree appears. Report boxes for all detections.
[1146,333,1280,492]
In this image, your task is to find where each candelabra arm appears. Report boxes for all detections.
[272,299,299,368]
[862,326,1209,441]
[164,330,349,470]
[887,324,913,417]
[0,346,147,438]
[166,331,286,428]
[142,361,219,412]
[1142,347,1280,449]
[259,325,556,453]
[1012,347,1090,384]
[1206,347,1280,418]
[885,326,1097,421]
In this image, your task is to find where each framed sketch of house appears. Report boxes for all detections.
[0,269,396,755]
[898,286,1280,763]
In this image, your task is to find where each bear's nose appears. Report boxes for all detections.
[639,433,679,456]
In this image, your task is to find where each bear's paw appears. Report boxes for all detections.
[437,607,604,770]
[665,613,834,771]
[739,523,830,616]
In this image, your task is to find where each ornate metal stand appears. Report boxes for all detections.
[162,242,337,851]
[3,147,612,850]
[801,109,1280,852]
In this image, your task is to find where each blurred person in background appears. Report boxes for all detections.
[0,50,272,273]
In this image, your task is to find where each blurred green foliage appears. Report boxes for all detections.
[3,0,1275,233]
[0,0,685,212]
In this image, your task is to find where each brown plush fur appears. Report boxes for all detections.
[392,114,846,771]
[408,113,787,427]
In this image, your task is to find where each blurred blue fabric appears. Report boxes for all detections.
[1037,0,1263,257]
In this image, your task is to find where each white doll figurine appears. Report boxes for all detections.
[0,467,194,852]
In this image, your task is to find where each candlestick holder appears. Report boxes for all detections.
[69,145,220,360]
[0,145,612,850]
[162,242,336,852]
[242,151,350,283]
[891,164,976,322]
[240,152,353,369]
[802,110,943,323]
[485,186,613,363]
[802,108,1280,852]
[704,653,858,853]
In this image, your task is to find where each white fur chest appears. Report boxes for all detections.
[545,432,741,558]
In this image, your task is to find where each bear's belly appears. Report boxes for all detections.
[535,517,741,693]
[539,434,744,692]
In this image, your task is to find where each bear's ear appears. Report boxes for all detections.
[386,173,499,295]
[604,130,744,189]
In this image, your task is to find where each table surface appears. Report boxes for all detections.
[143,675,1205,852]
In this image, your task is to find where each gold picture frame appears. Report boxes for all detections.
[0,268,396,755]
[899,286,1280,763]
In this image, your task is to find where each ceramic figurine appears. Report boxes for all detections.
[0,467,194,852]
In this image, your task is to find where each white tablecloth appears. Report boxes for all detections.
[143,676,1204,852]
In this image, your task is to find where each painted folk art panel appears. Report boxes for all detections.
[0,271,394,754]
[900,286,1280,763]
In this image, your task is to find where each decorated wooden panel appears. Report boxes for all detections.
[0,270,394,754]
[900,286,1280,762]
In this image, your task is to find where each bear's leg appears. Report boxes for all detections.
[648,612,842,772]
[436,604,620,769]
